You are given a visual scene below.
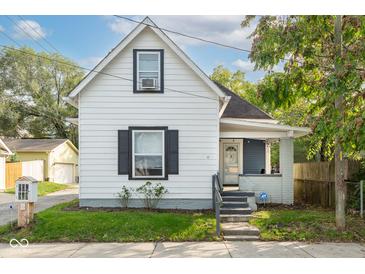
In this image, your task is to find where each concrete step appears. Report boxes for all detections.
[223,235,260,241]
[220,214,253,223]
[220,207,253,215]
[221,222,260,236]
[222,191,255,197]
[222,201,249,208]
[222,196,247,202]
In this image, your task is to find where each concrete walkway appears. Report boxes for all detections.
[1,241,365,258]
[0,187,78,226]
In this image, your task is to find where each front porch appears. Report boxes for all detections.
[219,118,310,205]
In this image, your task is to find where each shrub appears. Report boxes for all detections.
[116,186,133,208]
[136,181,168,209]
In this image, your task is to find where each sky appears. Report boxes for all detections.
[0,15,282,83]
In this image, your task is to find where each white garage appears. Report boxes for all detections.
[53,163,75,184]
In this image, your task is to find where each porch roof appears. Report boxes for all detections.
[220,118,311,139]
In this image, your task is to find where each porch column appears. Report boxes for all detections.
[265,141,271,174]
[279,138,294,204]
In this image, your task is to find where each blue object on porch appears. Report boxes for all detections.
[259,192,268,202]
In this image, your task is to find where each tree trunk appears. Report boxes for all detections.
[334,15,346,230]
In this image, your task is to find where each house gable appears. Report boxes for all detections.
[68,17,226,100]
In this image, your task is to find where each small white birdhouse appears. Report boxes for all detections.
[15,176,38,202]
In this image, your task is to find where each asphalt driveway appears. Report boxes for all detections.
[0,187,78,226]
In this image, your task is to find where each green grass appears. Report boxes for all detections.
[5,181,69,196]
[250,207,365,242]
[0,200,217,242]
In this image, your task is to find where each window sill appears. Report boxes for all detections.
[133,89,164,93]
[128,176,169,181]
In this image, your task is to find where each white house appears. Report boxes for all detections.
[66,17,310,209]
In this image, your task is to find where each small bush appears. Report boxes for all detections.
[136,181,168,209]
[116,186,133,208]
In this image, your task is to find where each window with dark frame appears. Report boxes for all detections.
[118,127,178,179]
[132,129,165,178]
[133,49,164,93]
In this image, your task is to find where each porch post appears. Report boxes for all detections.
[279,138,294,204]
[265,141,271,174]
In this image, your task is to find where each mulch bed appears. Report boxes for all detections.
[256,203,330,211]
[62,201,214,214]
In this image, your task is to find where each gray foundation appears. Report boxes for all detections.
[80,198,212,210]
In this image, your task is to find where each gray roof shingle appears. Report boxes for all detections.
[2,138,68,152]
[215,82,272,119]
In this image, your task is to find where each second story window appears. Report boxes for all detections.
[133,49,164,93]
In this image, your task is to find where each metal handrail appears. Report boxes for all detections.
[212,173,223,237]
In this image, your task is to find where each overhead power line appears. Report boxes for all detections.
[5,15,52,54]
[114,15,252,54]
[113,15,364,73]
[17,15,61,54]
[0,41,219,102]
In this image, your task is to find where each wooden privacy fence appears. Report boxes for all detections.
[5,160,44,189]
[5,162,22,189]
[294,160,360,208]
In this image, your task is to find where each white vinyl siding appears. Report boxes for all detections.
[79,28,219,200]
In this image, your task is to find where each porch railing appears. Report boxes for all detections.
[212,173,223,236]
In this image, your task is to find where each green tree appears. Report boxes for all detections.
[0,47,83,145]
[211,65,267,111]
[242,15,365,229]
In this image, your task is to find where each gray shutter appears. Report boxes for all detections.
[118,130,129,175]
[167,130,179,174]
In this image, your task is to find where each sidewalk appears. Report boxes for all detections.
[1,241,365,258]
[0,187,78,226]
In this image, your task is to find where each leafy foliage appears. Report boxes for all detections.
[0,47,84,144]
[116,185,134,208]
[242,16,365,160]
[136,181,168,209]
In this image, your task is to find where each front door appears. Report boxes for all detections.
[223,143,240,185]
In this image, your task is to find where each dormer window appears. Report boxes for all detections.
[133,49,164,93]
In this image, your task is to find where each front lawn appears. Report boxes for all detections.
[0,200,217,242]
[5,181,69,196]
[250,207,365,242]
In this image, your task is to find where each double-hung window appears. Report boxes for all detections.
[133,49,164,93]
[132,129,165,178]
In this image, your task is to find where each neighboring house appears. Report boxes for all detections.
[66,17,310,209]
[2,138,79,184]
[0,139,13,190]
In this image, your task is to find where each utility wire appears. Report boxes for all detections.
[0,30,23,48]
[5,15,53,54]
[113,15,365,72]
[0,42,219,102]
[17,15,61,54]
[114,15,252,54]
